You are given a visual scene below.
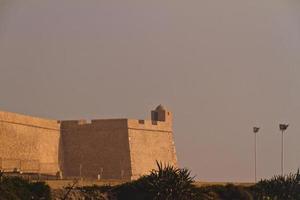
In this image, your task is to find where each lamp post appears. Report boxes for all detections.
[253,127,260,183]
[279,124,289,176]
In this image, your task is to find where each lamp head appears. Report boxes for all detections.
[279,124,289,131]
[253,127,260,133]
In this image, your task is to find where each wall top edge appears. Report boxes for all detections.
[0,110,60,129]
[127,119,172,132]
[60,118,128,126]
[0,111,172,131]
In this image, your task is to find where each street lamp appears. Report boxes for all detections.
[253,127,260,183]
[279,124,289,176]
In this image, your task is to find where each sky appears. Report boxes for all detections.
[0,0,300,182]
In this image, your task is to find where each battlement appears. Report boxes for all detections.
[60,118,172,132]
[60,119,128,130]
[127,119,172,132]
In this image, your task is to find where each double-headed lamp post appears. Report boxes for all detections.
[253,127,260,183]
[279,124,289,176]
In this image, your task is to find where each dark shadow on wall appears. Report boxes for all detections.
[58,121,65,179]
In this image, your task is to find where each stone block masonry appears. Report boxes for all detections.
[0,111,60,175]
[0,105,177,180]
[60,119,132,179]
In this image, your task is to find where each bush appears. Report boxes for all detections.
[0,173,51,200]
[58,169,300,200]
[78,185,112,200]
[251,170,300,200]
[198,184,253,200]
[113,161,199,200]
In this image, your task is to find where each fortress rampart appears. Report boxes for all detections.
[0,111,60,175]
[60,119,132,179]
[0,106,177,180]
[127,118,177,179]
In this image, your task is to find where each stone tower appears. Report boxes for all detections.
[151,104,173,124]
[128,105,177,179]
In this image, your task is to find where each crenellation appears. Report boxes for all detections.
[91,119,128,128]
[78,119,89,125]
[127,119,172,132]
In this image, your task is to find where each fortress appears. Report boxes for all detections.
[0,105,177,180]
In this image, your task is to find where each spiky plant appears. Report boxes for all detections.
[252,170,300,200]
[114,161,198,200]
[139,161,196,200]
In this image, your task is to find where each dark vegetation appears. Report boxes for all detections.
[1,166,300,199]
[112,162,199,200]
[0,172,51,200]
[250,170,300,200]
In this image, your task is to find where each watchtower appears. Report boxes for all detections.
[151,105,172,124]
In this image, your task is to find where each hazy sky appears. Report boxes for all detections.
[0,0,300,182]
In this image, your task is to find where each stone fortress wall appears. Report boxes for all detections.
[127,106,177,179]
[0,111,60,175]
[60,119,132,180]
[0,106,177,180]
